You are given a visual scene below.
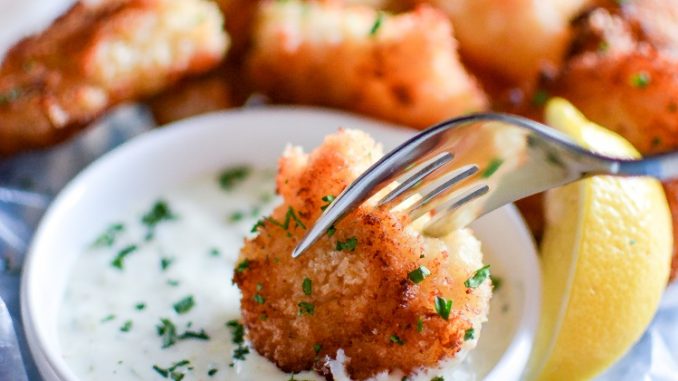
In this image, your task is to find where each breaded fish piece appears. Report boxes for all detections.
[246,1,488,130]
[0,0,227,156]
[234,129,491,380]
[420,0,593,85]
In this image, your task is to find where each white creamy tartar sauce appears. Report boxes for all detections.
[58,167,513,381]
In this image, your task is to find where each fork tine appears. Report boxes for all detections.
[377,152,454,207]
[406,164,479,219]
[422,183,490,236]
[411,182,489,223]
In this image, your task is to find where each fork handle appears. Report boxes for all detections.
[614,151,678,181]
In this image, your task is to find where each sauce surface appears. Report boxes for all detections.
[58,168,513,381]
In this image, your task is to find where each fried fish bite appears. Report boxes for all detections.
[234,129,492,380]
[0,0,227,156]
[246,1,488,130]
[419,0,593,86]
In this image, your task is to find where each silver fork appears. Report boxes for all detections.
[293,113,678,257]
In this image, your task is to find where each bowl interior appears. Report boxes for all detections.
[22,107,541,381]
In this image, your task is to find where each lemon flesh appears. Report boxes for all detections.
[530,98,673,380]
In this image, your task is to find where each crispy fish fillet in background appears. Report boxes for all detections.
[234,129,491,380]
[0,0,227,156]
[246,1,488,130]
[419,0,593,87]
[538,0,678,280]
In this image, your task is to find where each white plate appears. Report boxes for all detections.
[21,106,541,381]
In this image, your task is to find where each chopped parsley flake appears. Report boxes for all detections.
[226,320,245,344]
[167,279,180,287]
[135,302,146,311]
[390,334,405,345]
[298,301,315,316]
[152,360,191,379]
[268,206,306,231]
[142,200,176,239]
[302,277,312,296]
[336,237,358,252]
[465,265,491,288]
[630,72,651,88]
[157,319,178,348]
[254,294,266,304]
[369,12,384,36]
[218,166,250,190]
[91,223,124,248]
[320,195,335,211]
[233,345,250,360]
[251,219,265,233]
[417,317,424,333]
[327,225,336,237]
[481,158,504,178]
[160,257,174,271]
[229,211,244,222]
[101,314,116,323]
[235,259,250,273]
[178,329,210,341]
[120,320,133,332]
[531,89,549,107]
[431,377,445,381]
[434,296,453,320]
[464,328,475,341]
[173,296,195,314]
[208,368,218,376]
[209,247,221,257]
[408,265,431,284]
[111,245,138,270]
[314,343,322,353]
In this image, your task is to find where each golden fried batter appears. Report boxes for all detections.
[0,0,227,155]
[234,130,491,380]
[246,1,488,130]
[420,0,593,86]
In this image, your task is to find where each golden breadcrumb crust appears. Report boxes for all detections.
[246,1,487,130]
[0,0,227,155]
[234,129,491,380]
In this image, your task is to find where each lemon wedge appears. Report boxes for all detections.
[529,98,673,380]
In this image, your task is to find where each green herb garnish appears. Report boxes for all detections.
[91,223,124,248]
[268,206,306,231]
[209,247,221,257]
[101,314,116,323]
[142,200,176,239]
[408,265,431,284]
[173,296,195,315]
[490,275,503,291]
[465,265,491,289]
[160,257,174,271]
[229,211,244,222]
[226,320,245,344]
[630,71,651,88]
[298,302,315,316]
[152,360,191,379]
[167,279,180,287]
[369,12,384,36]
[464,328,475,341]
[219,166,250,190]
[120,320,133,332]
[434,296,453,320]
[254,294,265,304]
[390,334,405,345]
[135,302,146,311]
[314,343,322,354]
[481,158,503,178]
[431,377,445,381]
[235,259,250,273]
[157,318,178,348]
[178,329,209,341]
[320,195,335,211]
[233,346,250,360]
[251,219,265,233]
[208,368,218,376]
[111,245,138,269]
[302,277,312,295]
[416,317,424,333]
[327,225,336,237]
[336,237,358,252]
[531,89,549,107]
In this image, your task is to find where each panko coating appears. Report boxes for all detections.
[246,1,488,130]
[0,0,227,156]
[420,0,593,86]
[545,1,678,279]
[233,129,492,380]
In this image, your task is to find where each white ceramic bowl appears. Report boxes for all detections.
[21,107,541,381]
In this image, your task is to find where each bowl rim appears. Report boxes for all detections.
[21,106,541,381]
